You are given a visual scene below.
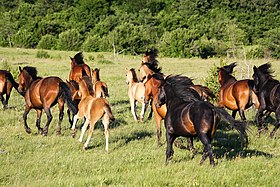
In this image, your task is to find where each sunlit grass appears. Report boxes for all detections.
[0,47,280,186]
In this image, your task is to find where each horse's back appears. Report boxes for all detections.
[130,82,145,102]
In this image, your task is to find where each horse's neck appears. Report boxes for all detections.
[93,73,100,82]
[80,85,91,99]
[220,73,236,86]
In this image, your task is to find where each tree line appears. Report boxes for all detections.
[0,0,279,58]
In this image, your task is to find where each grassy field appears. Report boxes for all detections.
[0,47,280,186]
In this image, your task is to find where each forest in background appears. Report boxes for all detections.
[0,0,279,58]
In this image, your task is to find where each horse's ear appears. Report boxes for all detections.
[253,66,257,72]
[19,66,22,72]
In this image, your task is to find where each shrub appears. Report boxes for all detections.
[36,50,50,58]
[56,29,83,51]
[82,35,101,52]
[37,34,57,50]
[97,60,113,64]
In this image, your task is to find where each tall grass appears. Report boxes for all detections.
[0,47,280,186]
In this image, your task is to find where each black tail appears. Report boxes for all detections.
[59,82,78,115]
[213,107,248,139]
[101,85,109,97]
[5,72,24,96]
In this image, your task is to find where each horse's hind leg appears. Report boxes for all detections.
[165,132,176,165]
[42,107,53,136]
[102,114,110,153]
[35,109,43,134]
[187,137,197,156]
[130,99,138,121]
[79,118,90,143]
[23,106,32,134]
[270,107,280,138]
[84,118,98,150]
[0,93,5,109]
[56,98,64,135]
[198,133,215,166]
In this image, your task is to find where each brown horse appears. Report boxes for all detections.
[17,66,77,135]
[126,68,148,122]
[71,76,114,152]
[69,52,91,82]
[218,62,259,121]
[92,68,109,98]
[154,74,247,165]
[0,70,14,109]
[142,48,159,65]
[144,73,215,146]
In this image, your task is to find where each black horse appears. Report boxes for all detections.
[154,75,247,166]
[253,63,280,137]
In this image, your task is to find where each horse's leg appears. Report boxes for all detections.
[232,110,237,119]
[67,109,72,127]
[102,113,110,153]
[42,107,53,136]
[71,113,82,138]
[256,108,265,136]
[261,110,271,132]
[23,106,32,134]
[0,93,5,109]
[187,137,197,155]
[147,99,153,120]
[270,107,280,138]
[130,99,138,121]
[35,109,43,134]
[140,101,147,122]
[198,133,215,166]
[165,131,176,165]
[79,118,90,143]
[84,118,99,150]
[4,82,12,109]
[56,98,64,135]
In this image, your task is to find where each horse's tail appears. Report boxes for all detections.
[104,102,115,121]
[101,85,109,97]
[5,72,24,96]
[200,86,216,99]
[213,106,248,140]
[59,82,78,115]
[247,79,260,109]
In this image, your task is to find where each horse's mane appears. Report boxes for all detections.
[143,62,162,73]
[151,72,165,81]
[221,62,237,74]
[69,80,79,90]
[144,48,158,59]
[130,68,139,83]
[23,66,38,79]
[257,63,274,79]
[73,52,85,64]
[164,75,201,103]
[82,76,94,95]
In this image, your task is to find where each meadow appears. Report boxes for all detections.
[0,47,280,186]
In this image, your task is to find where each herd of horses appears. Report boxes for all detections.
[1,49,280,166]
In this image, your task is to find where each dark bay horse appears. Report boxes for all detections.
[155,75,247,166]
[253,63,280,137]
[0,70,14,109]
[69,52,91,82]
[218,62,259,121]
[17,66,77,136]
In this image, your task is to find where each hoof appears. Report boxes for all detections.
[83,146,88,150]
[25,128,31,134]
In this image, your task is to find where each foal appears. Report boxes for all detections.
[92,68,109,98]
[71,77,114,152]
[126,68,148,122]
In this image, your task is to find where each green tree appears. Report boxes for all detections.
[56,29,83,51]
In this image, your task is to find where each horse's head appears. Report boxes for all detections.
[126,68,138,85]
[92,68,100,82]
[218,62,237,85]
[144,73,164,104]
[252,63,273,93]
[18,66,37,94]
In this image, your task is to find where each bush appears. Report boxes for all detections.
[82,35,101,52]
[37,34,57,50]
[56,29,83,51]
[36,50,50,58]
[246,45,265,59]
[97,60,113,64]
[203,59,227,103]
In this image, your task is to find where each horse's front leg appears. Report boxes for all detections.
[270,106,280,138]
[23,106,32,134]
[42,107,53,136]
[165,129,176,165]
[0,94,6,109]
[256,108,265,136]
[79,118,90,143]
[102,114,110,153]
[35,109,43,134]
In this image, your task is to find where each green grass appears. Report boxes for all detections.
[1,47,280,186]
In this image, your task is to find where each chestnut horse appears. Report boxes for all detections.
[71,76,114,152]
[92,68,109,98]
[17,66,77,135]
[69,52,91,82]
[218,62,259,121]
[126,68,148,122]
[253,63,280,137]
[155,75,247,166]
[0,70,14,109]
